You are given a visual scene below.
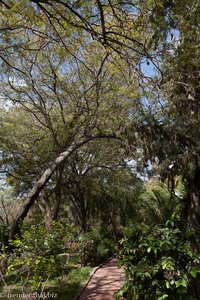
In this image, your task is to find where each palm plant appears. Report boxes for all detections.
[139,179,186,226]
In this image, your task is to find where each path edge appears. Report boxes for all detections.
[73,254,117,300]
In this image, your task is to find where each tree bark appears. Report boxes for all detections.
[188,155,200,251]
[52,164,64,221]
[37,194,53,230]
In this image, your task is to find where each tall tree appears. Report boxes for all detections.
[0,6,141,238]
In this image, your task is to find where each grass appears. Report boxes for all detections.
[54,266,92,300]
[0,254,92,300]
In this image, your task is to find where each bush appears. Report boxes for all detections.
[115,214,200,300]
[79,226,115,266]
[2,221,76,291]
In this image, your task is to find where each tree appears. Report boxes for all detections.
[0,4,142,239]
[126,0,200,239]
[64,147,142,232]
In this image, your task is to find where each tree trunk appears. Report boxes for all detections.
[187,155,200,298]
[188,155,200,251]
[37,194,53,230]
[9,137,88,240]
[52,164,64,221]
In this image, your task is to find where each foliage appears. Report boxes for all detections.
[116,214,200,300]
[139,181,184,226]
[93,166,143,227]
[79,226,116,266]
[1,254,92,300]
[60,143,142,232]
[2,221,76,291]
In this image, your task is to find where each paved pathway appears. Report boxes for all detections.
[78,257,125,300]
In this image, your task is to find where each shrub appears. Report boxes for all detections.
[79,226,115,266]
[115,214,200,300]
[3,221,76,291]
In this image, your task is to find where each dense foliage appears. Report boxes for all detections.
[116,214,200,300]
[1,221,76,291]
[79,226,116,266]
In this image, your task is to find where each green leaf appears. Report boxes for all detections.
[190,266,200,278]
[166,281,170,289]
[175,278,187,288]
[158,295,168,300]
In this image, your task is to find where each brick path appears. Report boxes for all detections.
[78,257,125,300]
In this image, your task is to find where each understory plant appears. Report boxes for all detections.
[1,221,76,291]
[79,226,115,266]
[115,214,200,300]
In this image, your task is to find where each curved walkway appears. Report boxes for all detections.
[77,257,125,300]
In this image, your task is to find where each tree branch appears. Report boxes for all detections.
[9,133,120,240]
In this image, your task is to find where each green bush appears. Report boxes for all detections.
[79,226,115,266]
[3,221,76,291]
[115,214,200,300]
